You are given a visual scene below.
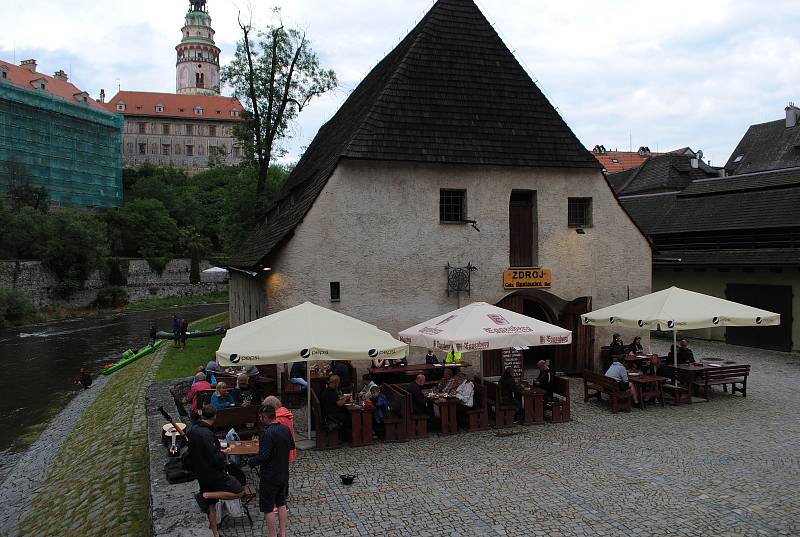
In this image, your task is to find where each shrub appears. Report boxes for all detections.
[95,286,129,308]
[0,288,36,327]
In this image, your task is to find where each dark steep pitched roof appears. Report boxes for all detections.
[724,118,800,175]
[609,152,719,196]
[230,0,598,268]
[618,193,678,236]
[678,166,800,197]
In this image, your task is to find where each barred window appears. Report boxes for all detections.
[440,189,466,223]
[568,197,593,227]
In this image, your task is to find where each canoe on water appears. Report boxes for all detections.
[155,327,226,340]
[102,339,165,375]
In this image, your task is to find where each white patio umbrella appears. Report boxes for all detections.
[580,286,780,369]
[399,301,572,352]
[215,302,408,447]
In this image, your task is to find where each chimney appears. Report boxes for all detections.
[53,69,69,82]
[786,102,800,128]
[98,89,106,103]
[19,59,37,72]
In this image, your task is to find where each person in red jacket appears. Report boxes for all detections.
[262,396,296,462]
[187,372,212,418]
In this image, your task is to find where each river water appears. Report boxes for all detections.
[0,304,226,460]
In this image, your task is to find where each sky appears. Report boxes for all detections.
[2,0,800,167]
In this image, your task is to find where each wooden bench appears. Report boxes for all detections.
[281,364,306,408]
[310,388,341,450]
[696,365,751,399]
[254,364,277,395]
[381,384,408,442]
[389,384,428,439]
[465,381,489,432]
[483,379,517,428]
[212,406,262,438]
[551,376,572,423]
[583,370,632,413]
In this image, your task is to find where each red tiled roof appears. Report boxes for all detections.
[0,59,106,110]
[103,90,243,120]
[594,151,662,173]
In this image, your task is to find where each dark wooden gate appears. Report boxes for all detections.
[554,296,595,374]
[509,191,536,267]
[725,284,793,351]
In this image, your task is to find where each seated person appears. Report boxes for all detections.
[532,360,555,400]
[210,382,236,409]
[357,373,378,403]
[499,366,523,422]
[437,367,457,394]
[628,336,644,355]
[425,349,439,364]
[188,404,244,536]
[406,374,433,418]
[668,339,696,364]
[368,385,390,434]
[188,372,213,418]
[289,361,309,390]
[206,360,223,374]
[232,374,259,407]
[193,365,217,386]
[453,373,474,427]
[609,333,626,357]
[320,374,351,436]
[74,368,92,390]
[330,360,352,391]
[372,358,388,368]
[605,355,637,404]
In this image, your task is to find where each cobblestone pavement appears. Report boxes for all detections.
[15,350,159,537]
[210,339,800,537]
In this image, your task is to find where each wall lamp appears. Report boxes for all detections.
[575,228,586,235]
[262,267,272,271]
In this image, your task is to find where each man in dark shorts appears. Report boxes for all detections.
[180,317,190,349]
[172,314,180,347]
[188,404,244,537]
[249,404,295,537]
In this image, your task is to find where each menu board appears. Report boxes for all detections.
[501,348,523,380]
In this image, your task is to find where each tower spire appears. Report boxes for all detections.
[176,0,220,95]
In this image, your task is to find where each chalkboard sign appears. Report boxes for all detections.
[501,348,523,380]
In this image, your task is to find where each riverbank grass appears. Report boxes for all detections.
[17,346,159,537]
[155,311,229,382]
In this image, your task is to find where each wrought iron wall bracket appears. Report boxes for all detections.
[446,263,478,296]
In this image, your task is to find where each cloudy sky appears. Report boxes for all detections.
[2,0,799,166]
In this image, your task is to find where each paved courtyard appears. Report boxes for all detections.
[213,339,800,537]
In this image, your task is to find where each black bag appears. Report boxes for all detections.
[323,416,341,432]
[164,456,196,484]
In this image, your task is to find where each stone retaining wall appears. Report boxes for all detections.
[0,258,228,309]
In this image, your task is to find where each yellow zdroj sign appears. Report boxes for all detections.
[503,268,552,289]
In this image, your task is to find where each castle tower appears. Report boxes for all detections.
[176,0,220,95]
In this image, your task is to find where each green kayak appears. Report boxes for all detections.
[102,339,165,375]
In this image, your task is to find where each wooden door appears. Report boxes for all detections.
[554,296,594,374]
[509,191,536,267]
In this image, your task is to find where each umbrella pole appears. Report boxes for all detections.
[673,329,678,387]
[307,364,312,441]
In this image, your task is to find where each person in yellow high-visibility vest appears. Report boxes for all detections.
[445,349,462,364]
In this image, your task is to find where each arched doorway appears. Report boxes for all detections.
[482,290,594,377]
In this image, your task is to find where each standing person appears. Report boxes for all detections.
[172,314,180,347]
[249,405,295,537]
[262,396,296,463]
[149,321,157,346]
[425,349,439,364]
[180,317,190,349]
[189,404,244,537]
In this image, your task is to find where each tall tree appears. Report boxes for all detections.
[222,10,336,197]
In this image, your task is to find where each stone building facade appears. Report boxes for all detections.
[227,0,652,375]
[103,0,243,172]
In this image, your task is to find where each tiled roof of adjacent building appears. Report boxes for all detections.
[593,150,656,174]
[724,118,800,175]
[609,151,720,196]
[230,0,599,268]
[654,249,800,266]
[0,59,106,110]
[103,91,243,120]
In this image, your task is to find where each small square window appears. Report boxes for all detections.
[185,124,193,135]
[162,124,170,135]
[186,145,194,156]
[1,71,7,79]
[330,282,341,302]
[116,102,125,111]
[440,189,466,223]
[138,143,146,155]
[138,122,146,134]
[162,144,170,155]
[568,197,593,227]
[156,104,164,112]
[209,125,217,137]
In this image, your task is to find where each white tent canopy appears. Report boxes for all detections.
[216,302,408,367]
[580,287,780,332]
[398,301,572,351]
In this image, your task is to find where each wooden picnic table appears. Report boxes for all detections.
[665,363,715,399]
[344,404,374,447]
[627,374,668,409]
[225,439,259,456]
[431,396,459,435]
[369,362,470,376]
[520,385,545,425]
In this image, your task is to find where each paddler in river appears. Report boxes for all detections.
[73,368,92,390]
